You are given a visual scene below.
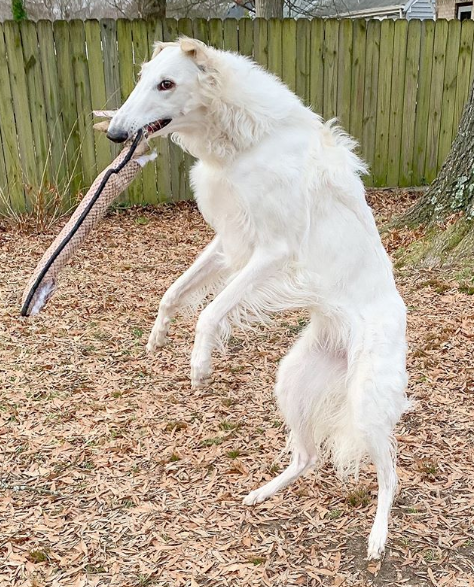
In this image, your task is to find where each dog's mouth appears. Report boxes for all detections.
[144,118,172,136]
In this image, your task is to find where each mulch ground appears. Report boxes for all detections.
[1,189,473,587]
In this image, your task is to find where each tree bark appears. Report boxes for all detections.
[144,0,166,18]
[402,81,474,227]
[398,80,474,266]
[255,0,283,18]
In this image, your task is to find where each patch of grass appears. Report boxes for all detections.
[459,283,474,295]
[221,397,235,407]
[406,506,419,514]
[28,549,50,563]
[85,564,107,574]
[328,509,343,520]
[226,449,241,459]
[135,216,150,226]
[219,420,240,432]
[200,436,223,447]
[421,278,451,294]
[132,327,144,339]
[112,391,122,399]
[346,486,371,508]
[423,549,439,562]
[249,557,266,566]
[417,459,438,480]
[169,453,181,462]
[165,420,188,432]
[269,464,280,474]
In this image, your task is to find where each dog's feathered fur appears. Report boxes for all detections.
[108,38,409,559]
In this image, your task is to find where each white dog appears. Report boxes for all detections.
[107,38,409,559]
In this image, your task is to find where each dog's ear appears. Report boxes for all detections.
[179,37,208,64]
[152,41,165,59]
[151,41,177,59]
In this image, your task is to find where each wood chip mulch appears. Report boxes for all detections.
[1,189,473,587]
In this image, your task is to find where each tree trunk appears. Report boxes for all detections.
[144,0,166,18]
[398,80,474,266]
[255,0,283,18]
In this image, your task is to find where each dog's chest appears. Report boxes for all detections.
[191,164,252,256]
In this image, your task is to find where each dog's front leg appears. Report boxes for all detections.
[190,246,286,387]
[147,237,223,352]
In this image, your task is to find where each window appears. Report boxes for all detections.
[457,2,473,19]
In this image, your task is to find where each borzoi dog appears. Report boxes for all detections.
[107,38,409,559]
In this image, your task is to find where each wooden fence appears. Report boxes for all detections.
[1,17,474,212]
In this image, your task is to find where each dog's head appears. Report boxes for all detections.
[107,38,211,143]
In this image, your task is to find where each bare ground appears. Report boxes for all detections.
[0,190,473,587]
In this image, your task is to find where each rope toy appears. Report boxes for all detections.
[21,114,156,317]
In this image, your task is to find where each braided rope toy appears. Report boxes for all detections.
[21,115,156,317]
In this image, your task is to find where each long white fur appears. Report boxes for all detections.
[108,38,410,560]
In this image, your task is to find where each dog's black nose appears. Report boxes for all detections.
[107,128,129,143]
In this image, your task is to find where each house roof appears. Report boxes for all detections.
[310,0,405,16]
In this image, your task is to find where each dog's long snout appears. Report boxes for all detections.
[107,127,129,143]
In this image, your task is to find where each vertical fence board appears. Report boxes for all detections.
[323,20,339,121]
[399,20,421,187]
[296,19,311,105]
[282,19,297,94]
[70,19,97,190]
[85,19,112,173]
[0,23,24,211]
[53,20,83,204]
[147,19,171,203]
[413,20,435,185]
[373,19,394,187]
[238,17,253,57]
[267,18,282,78]
[386,19,407,187]
[208,18,223,49]
[453,21,473,143]
[193,17,208,43]
[337,19,353,132]
[4,21,39,198]
[254,18,268,69]
[425,19,448,183]
[309,18,324,117]
[362,20,380,186]
[116,18,142,204]
[21,20,51,191]
[349,19,366,147]
[223,18,238,50]
[37,20,68,196]
[437,20,461,172]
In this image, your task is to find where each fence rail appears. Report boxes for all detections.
[0,17,473,212]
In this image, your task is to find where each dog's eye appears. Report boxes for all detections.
[158,79,175,91]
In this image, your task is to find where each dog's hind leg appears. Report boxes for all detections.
[244,330,345,505]
[366,438,398,560]
[147,236,223,352]
[347,329,408,560]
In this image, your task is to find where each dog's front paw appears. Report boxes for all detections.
[190,361,212,388]
[190,350,212,388]
[243,488,268,506]
[146,329,168,353]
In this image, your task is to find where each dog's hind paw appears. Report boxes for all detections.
[190,364,212,389]
[366,533,386,560]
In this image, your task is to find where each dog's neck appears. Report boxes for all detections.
[171,56,306,164]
